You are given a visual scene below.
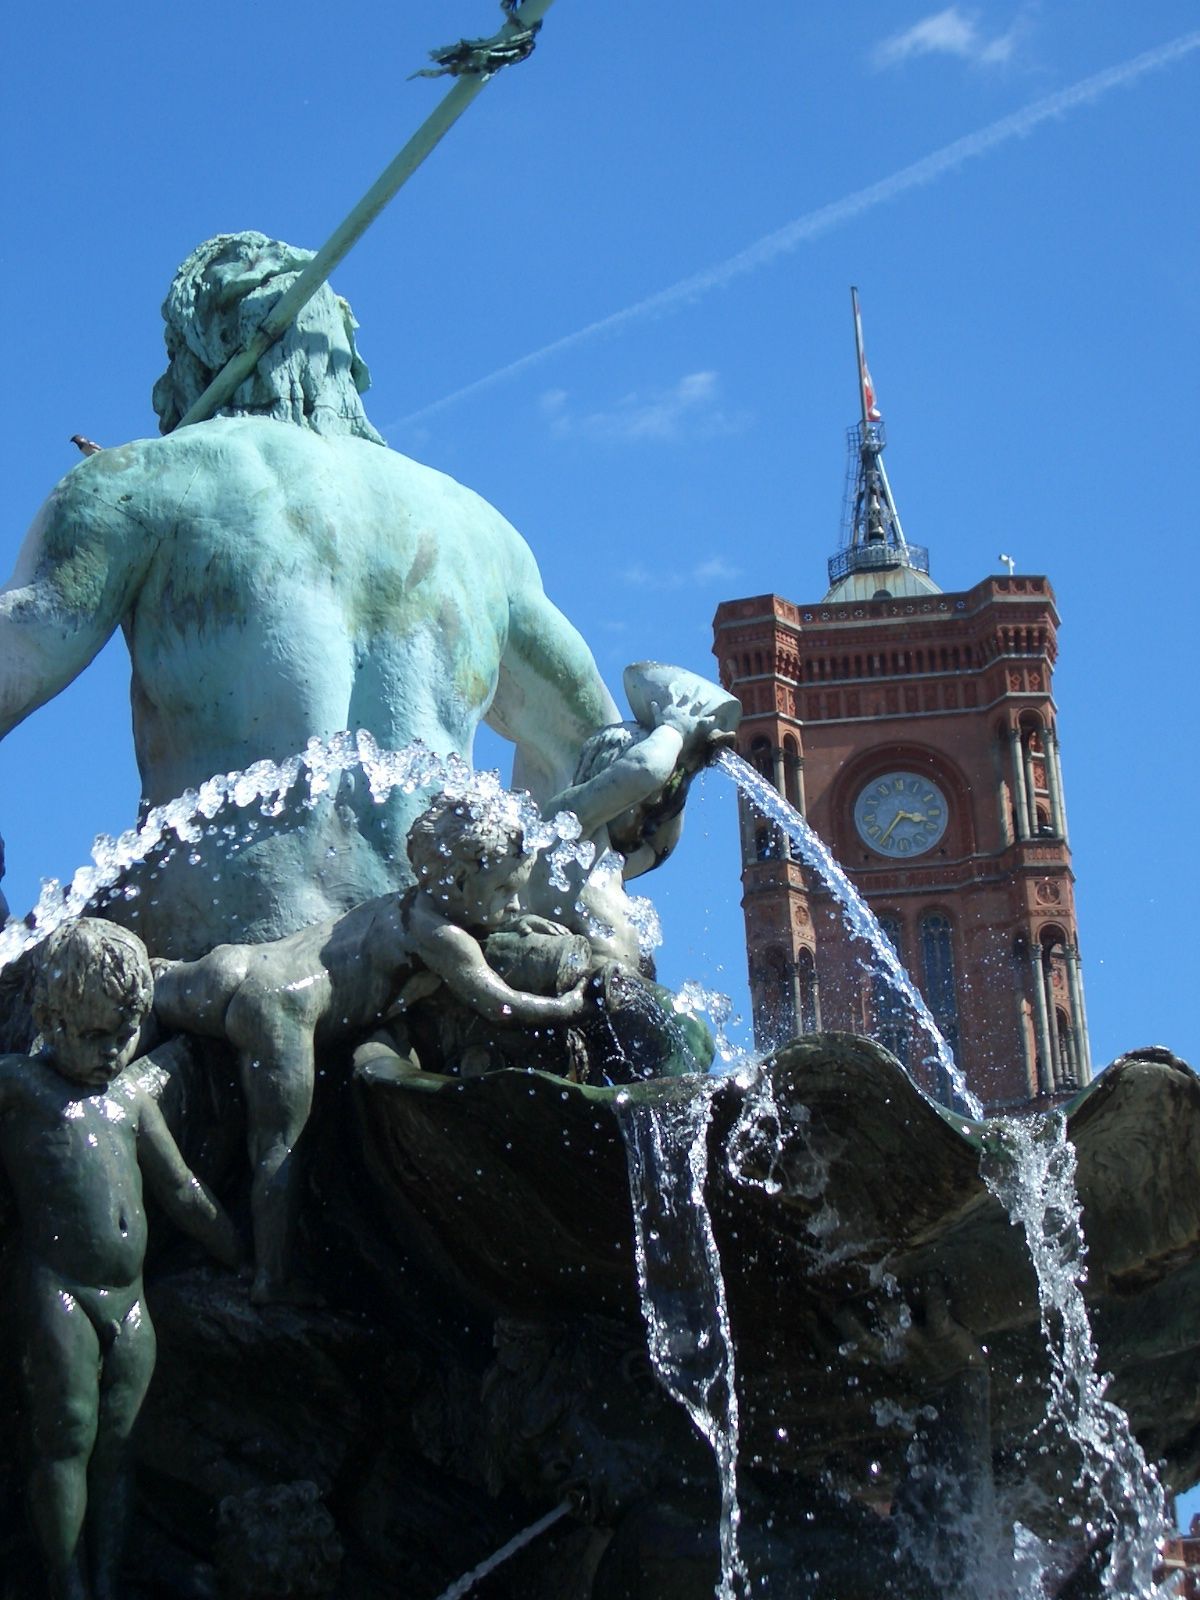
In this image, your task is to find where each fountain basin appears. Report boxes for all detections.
[354,1038,1200,1530]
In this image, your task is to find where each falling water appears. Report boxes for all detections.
[981,1116,1168,1597]
[615,1082,749,1600]
[713,745,1169,1596]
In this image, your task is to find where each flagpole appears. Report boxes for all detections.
[172,0,557,432]
[851,285,871,433]
[849,286,910,554]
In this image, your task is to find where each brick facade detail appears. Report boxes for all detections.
[713,575,1091,1111]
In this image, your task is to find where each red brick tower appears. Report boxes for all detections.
[712,293,1090,1110]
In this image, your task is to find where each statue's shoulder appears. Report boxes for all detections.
[0,1051,52,1109]
[47,426,243,517]
[53,420,342,521]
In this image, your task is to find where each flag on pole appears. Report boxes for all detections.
[851,287,883,423]
[861,352,882,422]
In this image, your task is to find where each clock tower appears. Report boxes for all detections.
[712,292,1090,1111]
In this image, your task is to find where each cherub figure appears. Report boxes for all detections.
[153,791,588,1303]
[0,918,242,1600]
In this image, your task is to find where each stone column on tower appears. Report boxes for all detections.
[1010,726,1031,841]
[1029,942,1054,1095]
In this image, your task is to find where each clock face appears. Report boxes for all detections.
[854,771,949,858]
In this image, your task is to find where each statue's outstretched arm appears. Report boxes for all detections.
[545,724,684,836]
[136,1093,244,1269]
[0,466,152,738]
[488,583,619,803]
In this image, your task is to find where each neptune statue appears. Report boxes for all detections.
[0,232,620,958]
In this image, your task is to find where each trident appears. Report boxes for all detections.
[170,0,556,433]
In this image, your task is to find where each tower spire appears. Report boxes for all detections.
[825,289,937,601]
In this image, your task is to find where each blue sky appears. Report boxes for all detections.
[3,0,1199,1502]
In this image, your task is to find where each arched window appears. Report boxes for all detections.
[921,913,961,1106]
[750,736,773,782]
[872,915,910,1067]
[1038,929,1075,1091]
[754,825,780,861]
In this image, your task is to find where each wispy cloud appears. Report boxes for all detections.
[540,371,746,443]
[872,7,1023,71]
[386,30,1200,432]
[620,555,741,591]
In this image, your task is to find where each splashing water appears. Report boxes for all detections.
[0,731,613,972]
[713,746,1169,1596]
[615,1083,749,1600]
[672,979,746,1070]
[981,1115,1168,1597]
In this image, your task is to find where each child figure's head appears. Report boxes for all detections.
[407,794,533,930]
[31,918,154,1088]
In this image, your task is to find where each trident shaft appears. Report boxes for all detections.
[172,0,557,432]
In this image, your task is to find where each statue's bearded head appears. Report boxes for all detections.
[152,231,384,444]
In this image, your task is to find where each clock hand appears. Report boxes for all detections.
[879,813,903,846]
[880,810,931,847]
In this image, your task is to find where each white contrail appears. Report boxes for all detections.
[389,30,1200,431]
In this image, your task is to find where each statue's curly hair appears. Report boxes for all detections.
[152,231,384,444]
[31,918,153,1028]
[406,794,527,889]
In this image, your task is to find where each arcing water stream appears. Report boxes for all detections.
[713,750,979,1116]
[0,735,1171,1597]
